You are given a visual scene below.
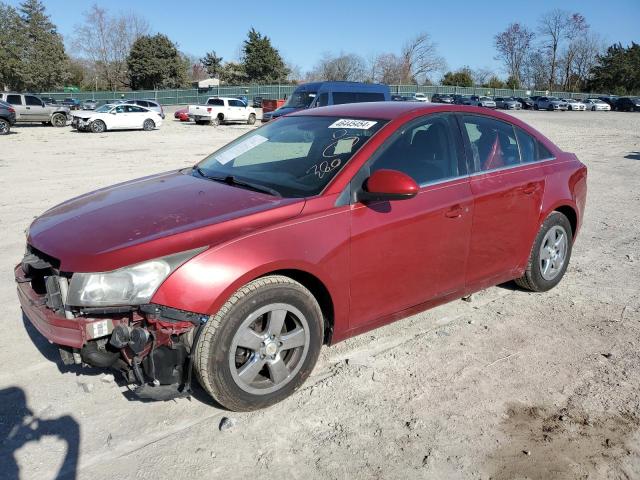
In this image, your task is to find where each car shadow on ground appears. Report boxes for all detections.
[0,386,80,480]
[21,312,226,409]
[624,152,640,160]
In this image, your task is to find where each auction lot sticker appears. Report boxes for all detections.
[329,119,378,129]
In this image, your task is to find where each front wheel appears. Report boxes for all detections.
[592,106,596,111]
[51,113,67,127]
[534,104,539,110]
[515,212,573,292]
[195,275,324,411]
[247,113,256,125]
[90,120,106,133]
[0,118,10,135]
[143,119,155,131]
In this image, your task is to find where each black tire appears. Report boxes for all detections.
[143,119,155,131]
[534,104,539,110]
[51,113,66,127]
[195,275,324,411]
[0,118,10,135]
[592,106,596,111]
[515,211,573,292]
[210,115,221,126]
[247,113,256,125]
[90,120,106,133]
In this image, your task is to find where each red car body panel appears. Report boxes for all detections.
[17,102,587,350]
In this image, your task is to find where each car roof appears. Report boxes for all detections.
[289,102,511,121]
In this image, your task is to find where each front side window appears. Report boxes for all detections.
[125,105,145,113]
[25,96,42,106]
[462,115,520,172]
[368,114,462,185]
[207,98,224,106]
[195,116,386,197]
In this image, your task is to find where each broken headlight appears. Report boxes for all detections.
[66,248,205,307]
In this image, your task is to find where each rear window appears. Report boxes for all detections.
[332,92,385,105]
[6,94,21,105]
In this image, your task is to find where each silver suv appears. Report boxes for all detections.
[0,93,70,126]
[123,99,165,119]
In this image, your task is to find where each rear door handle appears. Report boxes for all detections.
[445,205,464,218]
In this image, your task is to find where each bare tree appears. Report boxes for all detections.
[537,9,574,89]
[471,67,493,87]
[372,53,405,84]
[558,14,589,90]
[400,33,446,84]
[72,4,149,90]
[310,52,367,81]
[571,32,604,90]
[494,23,535,87]
[522,49,550,90]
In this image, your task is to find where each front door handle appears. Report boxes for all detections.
[445,205,463,218]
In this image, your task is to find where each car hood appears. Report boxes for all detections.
[72,111,97,119]
[28,170,305,272]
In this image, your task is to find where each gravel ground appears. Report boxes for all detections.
[1,108,639,480]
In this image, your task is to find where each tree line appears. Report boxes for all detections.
[0,1,637,94]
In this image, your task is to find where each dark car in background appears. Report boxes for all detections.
[0,99,17,134]
[515,97,535,109]
[431,93,454,103]
[598,96,619,110]
[615,97,640,112]
[454,95,473,105]
[82,99,98,110]
[123,99,165,119]
[61,98,81,110]
[41,97,58,105]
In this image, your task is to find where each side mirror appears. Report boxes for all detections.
[357,169,419,202]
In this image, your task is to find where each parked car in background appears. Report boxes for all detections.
[431,93,454,103]
[534,97,568,111]
[71,103,162,132]
[411,92,429,102]
[615,97,640,112]
[598,96,618,110]
[16,102,587,411]
[469,95,496,108]
[454,95,473,105]
[391,94,404,101]
[494,97,521,110]
[123,99,165,119]
[584,99,611,111]
[515,97,535,110]
[61,98,81,110]
[82,100,98,110]
[188,97,257,126]
[562,99,586,111]
[41,97,57,105]
[0,99,17,135]
[262,81,390,122]
[0,93,69,126]
[174,107,190,121]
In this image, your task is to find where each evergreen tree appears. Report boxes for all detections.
[441,68,474,87]
[241,28,289,83]
[588,42,640,94]
[200,51,224,78]
[0,0,68,91]
[127,34,187,89]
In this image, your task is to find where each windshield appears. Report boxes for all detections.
[95,104,113,113]
[195,116,386,197]
[283,91,317,109]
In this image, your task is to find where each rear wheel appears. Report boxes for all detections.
[195,275,324,411]
[90,120,106,133]
[210,115,221,126]
[592,106,596,111]
[534,104,539,110]
[515,212,573,292]
[143,119,155,131]
[51,113,66,127]
[247,113,256,125]
[0,118,10,135]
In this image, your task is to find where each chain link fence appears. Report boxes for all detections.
[39,84,607,106]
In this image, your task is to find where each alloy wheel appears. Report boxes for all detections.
[539,225,568,281]
[229,303,310,395]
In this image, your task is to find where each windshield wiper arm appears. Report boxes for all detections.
[194,167,281,197]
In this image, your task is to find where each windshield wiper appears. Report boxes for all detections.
[194,167,281,197]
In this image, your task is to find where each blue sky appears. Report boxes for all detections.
[8,0,640,78]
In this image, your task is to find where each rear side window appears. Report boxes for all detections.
[462,115,519,172]
[368,113,463,185]
[207,98,224,106]
[537,141,553,160]
[6,94,22,105]
[136,100,149,107]
[228,99,245,107]
[515,128,537,164]
[332,92,385,105]
[25,96,42,106]
[317,93,329,107]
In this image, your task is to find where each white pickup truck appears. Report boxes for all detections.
[188,97,257,126]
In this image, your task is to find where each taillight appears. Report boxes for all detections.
[207,107,212,113]
[8,107,15,113]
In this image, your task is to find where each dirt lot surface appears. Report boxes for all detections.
[1,107,639,480]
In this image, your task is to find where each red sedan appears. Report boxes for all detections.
[16,102,587,411]
[174,106,189,121]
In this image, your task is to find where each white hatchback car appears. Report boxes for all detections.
[71,104,163,133]
[583,99,611,111]
[562,99,586,111]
